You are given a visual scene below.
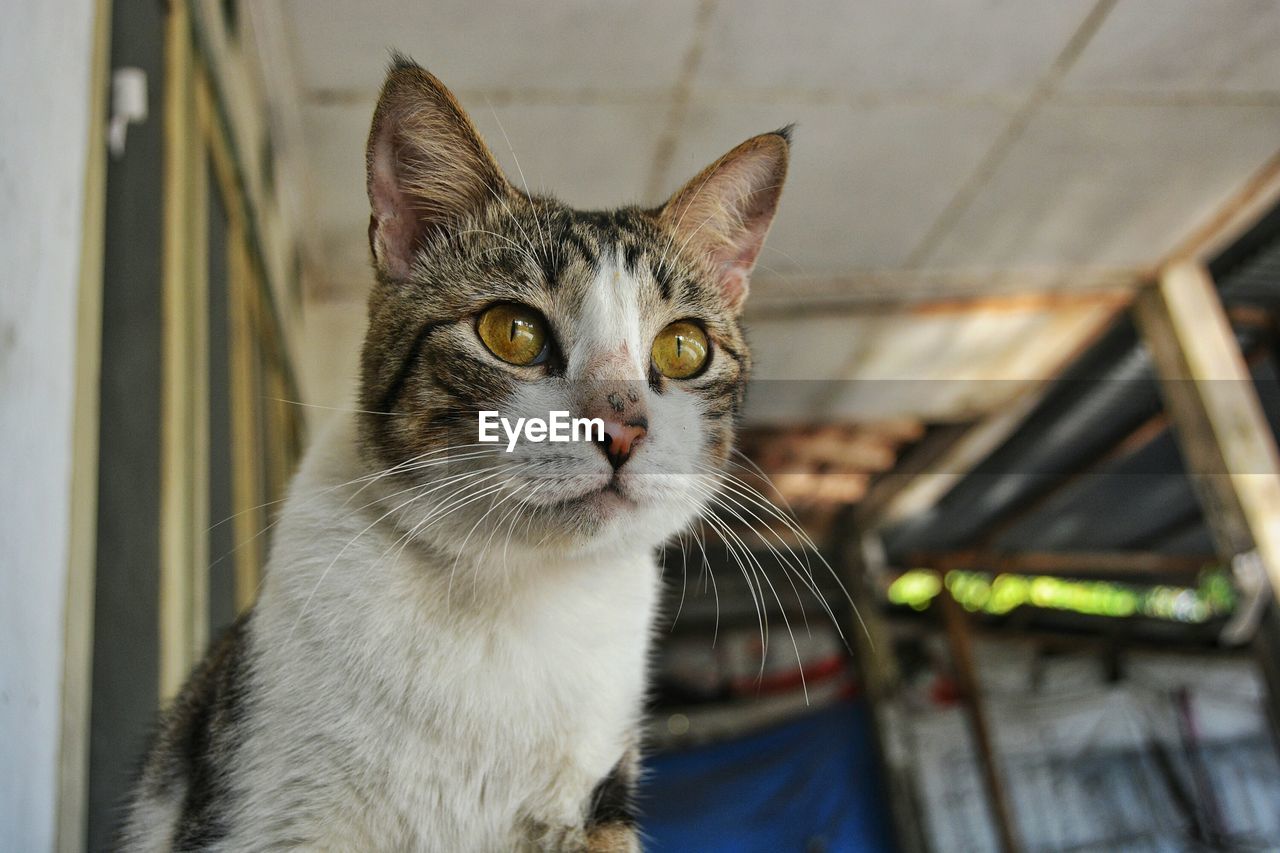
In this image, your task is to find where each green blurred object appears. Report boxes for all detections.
[887,566,1235,623]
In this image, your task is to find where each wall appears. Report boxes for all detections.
[299,293,366,426]
[0,2,101,849]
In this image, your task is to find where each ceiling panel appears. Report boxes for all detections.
[924,103,1280,269]
[1062,0,1280,94]
[694,0,1094,95]
[669,101,1011,273]
[741,315,870,425]
[742,299,1116,424]
[283,0,699,95]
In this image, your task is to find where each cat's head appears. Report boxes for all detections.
[357,57,788,559]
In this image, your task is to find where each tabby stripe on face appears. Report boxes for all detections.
[698,376,741,399]
[622,242,643,277]
[560,229,599,272]
[716,341,745,366]
[377,321,446,413]
[650,258,675,302]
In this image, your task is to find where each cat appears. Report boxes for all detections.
[122,55,789,852]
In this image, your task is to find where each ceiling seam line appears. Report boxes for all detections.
[643,0,717,204]
[901,0,1119,270]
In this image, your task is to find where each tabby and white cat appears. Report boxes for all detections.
[123,56,789,852]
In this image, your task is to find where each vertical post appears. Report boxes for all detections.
[159,0,197,699]
[1132,260,1280,735]
[57,2,113,849]
[941,592,1021,853]
[228,230,264,609]
[846,531,928,853]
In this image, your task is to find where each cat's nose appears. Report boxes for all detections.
[597,417,647,470]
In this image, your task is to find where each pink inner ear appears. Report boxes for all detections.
[713,222,770,311]
[718,266,750,311]
[661,134,788,313]
[369,128,418,280]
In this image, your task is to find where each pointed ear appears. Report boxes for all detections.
[659,128,790,313]
[366,56,511,280]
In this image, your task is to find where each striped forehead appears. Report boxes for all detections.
[565,246,647,380]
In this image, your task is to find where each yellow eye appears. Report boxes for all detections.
[477,303,549,366]
[652,321,709,379]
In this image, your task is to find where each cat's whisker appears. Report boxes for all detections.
[693,501,768,665]
[382,467,516,570]
[727,449,800,515]
[691,466,840,640]
[459,226,542,271]
[484,99,554,269]
[448,468,532,605]
[699,466,822,574]
[342,445,506,508]
[267,397,410,417]
[694,518,719,645]
[205,442,456,534]
[698,464,871,650]
[490,480,543,585]
[482,481,531,562]
[697,489,809,704]
[214,446,500,571]
[670,525,691,625]
[700,484,816,639]
[289,465,510,642]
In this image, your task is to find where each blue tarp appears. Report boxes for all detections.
[638,698,895,852]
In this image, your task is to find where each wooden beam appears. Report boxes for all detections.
[856,387,1046,531]
[1131,263,1280,590]
[847,531,929,853]
[1132,260,1280,737]
[909,550,1216,580]
[941,591,1021,853]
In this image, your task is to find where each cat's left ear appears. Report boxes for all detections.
[659,127,791,313]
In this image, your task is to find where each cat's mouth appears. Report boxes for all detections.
[542,475,638,517]
[586,476,637,510]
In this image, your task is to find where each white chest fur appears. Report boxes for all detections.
[229,418,660,851]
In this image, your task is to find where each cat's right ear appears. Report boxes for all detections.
[366,56,511,280]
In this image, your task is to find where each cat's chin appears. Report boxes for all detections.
[521,477,694,554]
[540,480,638,522]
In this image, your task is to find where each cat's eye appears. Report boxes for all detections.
[477,303,549,366]
[651,320,709,379]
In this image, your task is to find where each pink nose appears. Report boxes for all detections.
[598,418,647,470]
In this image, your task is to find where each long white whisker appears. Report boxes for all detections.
[696,488,807,702]
[484,98,552,267]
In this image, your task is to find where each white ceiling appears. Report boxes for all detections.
[269,0,1280,423]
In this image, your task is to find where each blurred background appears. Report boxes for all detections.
[7,1,1280,851]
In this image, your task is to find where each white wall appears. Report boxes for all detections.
[0,2,99,849]
[299,293,367,427]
